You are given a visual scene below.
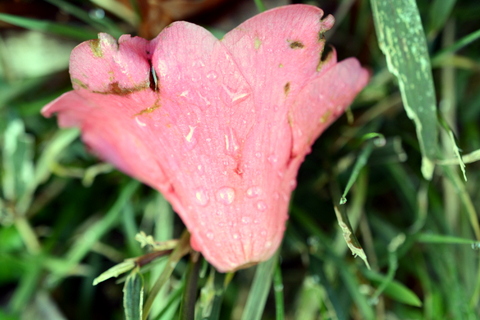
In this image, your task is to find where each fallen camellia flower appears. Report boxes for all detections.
[42,4,368,272]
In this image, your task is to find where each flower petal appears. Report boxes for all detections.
[42,5,369,272]
[289,57,370,157]
[70,33,151,93]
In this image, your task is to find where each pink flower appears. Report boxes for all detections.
[42,4,368,272]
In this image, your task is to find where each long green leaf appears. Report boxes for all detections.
[0,13,97,40]
[124,269,144,320]
[370,0,438,180]
[364,269,422,307]
[241,251,278,320]
[46,181,140,286]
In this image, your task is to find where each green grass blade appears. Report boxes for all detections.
[417,233,479,245]
[2,118,35,214]
[90,0,139,27]
[340,137,379,204]
[142,231,191,320]
[178,255,201,320]
[45,0,123,37]
[370,0,438,180]
[0,13,97,40]
[34,128,79,188]
[241,251,278,320]
[124,269,144,320]
[273,264,285,320]
[46,181,140,286]
[199,270,231,320]
[334,205,370,269]
[254,0,267,12]
[427,0,456,37]
[363,269,422,307]
[93,260,135,285]
[432,29,480,65]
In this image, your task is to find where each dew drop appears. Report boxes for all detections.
[255,152,262,158]
[197,164,204,173]
[265,241,272,248]
[216,187,235,205]
[224,127,240,155]
[289,179,297,190]
[260,229,267,236]
[241,216,251,224]
[192,60,205,67]
[222,84,250,103]
[206,71,218,80]
[246,186,262,198]
[135,116,147,127]
[191,73,201,82]
[256,201,267,211]
[184,125,197,149]
[197,92,211,106]
[274,283,284,292]
[206,232,214,239]
[233,233,239,239]
[268,154,278,164]
[194,189,209,206]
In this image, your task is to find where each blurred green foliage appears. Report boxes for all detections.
[1,0,480,319]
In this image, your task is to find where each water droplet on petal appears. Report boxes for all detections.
[191,72,201,82]
[197,164,204,173]
[224,128,240,155]
[206,71,218,80]
[233,233,239,239]
[255,152,262,158]
[216,187,235,205]
[260,229,267,236]
[289,179,297,190]
[206,232,214,239]
[194,189,209,206]
[268,154,278,164]
[241,216,251,224]
[222,84,250,104]
[135,116,147,127]
[197,92,211,106]
[256,201,267,211]
[246,186,262,198]
[184,125,197,149]
[265,241,272,248]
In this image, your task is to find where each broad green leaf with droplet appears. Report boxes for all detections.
[370,0,438,180]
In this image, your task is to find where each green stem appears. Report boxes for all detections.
[142,231,191,320]
[15,216,41,254]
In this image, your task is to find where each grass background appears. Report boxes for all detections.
[1,0,480,319]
